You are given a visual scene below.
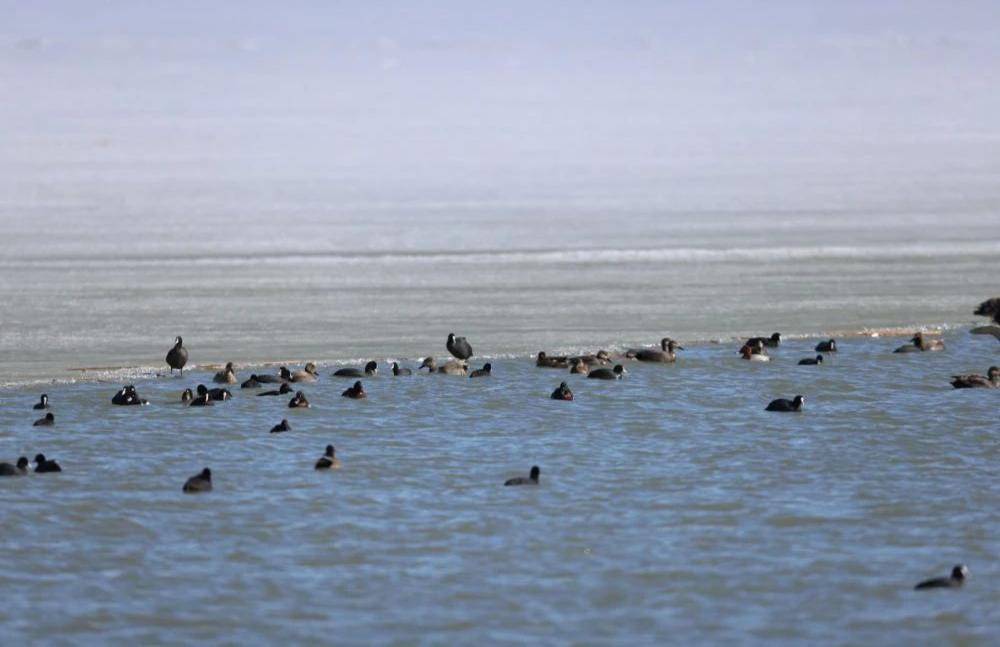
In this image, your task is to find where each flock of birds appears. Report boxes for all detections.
[5,298,1000,591]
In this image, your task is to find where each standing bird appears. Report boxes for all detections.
[182,468,212,493]
[447,333,473,360]
[314,445,341,470]
[915,564,968,590]
[504,466,540,486]
[33,413,55,427]
[166,336,188,375]
[766,395,805,412]
[33,394,50,410]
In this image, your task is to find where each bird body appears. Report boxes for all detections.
[34,454,62,473]
[951,366,999,389]
[166,336,188,374]
[915,565,968,590]
[551,382,573,400]
[0,457,29,476]
[270,419,291,433]
[33,413,55,426]
[447,333,473,360]
[588,365,626,380]
[392,362,412,376]
[33,394,49,410]
[798,355,824,366]
[470,363,492,378]
[213,362,237,384]
[766,395,805,412]
[183,468,212,493]
[505,466,540,486]
[288,391,311,408]
[315,445,340,470]
[342,381,366,399]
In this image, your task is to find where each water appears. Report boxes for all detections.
[1,332,997,643]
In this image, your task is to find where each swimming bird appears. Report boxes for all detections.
[632,338,683,363]
[391,362,412,376]
[111,385,148,406]
[915,564,968,590]
[341,381,366,399]
[815,339,837,353]
[447,333,474,360]
[740,345,771,362]
[333,361,377,378]
[419,357,467,375]
[33,454,62,473]
[588,364,626,380]
[569,358,589,375]
[950,366,1000,389]
[765,395,805,412]
[288,391,311,408]
[257,383,292,397]
[504,466,540,486]
[165,336,188,375]
[187,389,213,406]
[33,394,49,410]
[469,363,492,378]
[254,368,288,384]
[894,332,945,353]
[196,384,231,402]
[213,362,238,384]
[182,468,212,493]
[747,333,781,348]
[0,457,29,476]
[270,419,291,433]
[314,445,340,470]
[551,382,574,400]
[33,413,54,427]
[240,375,262,389]
[291,362,319,383]
[536,352,570,368]
[180,388,195,403]
[798,355,824,365]
[574,350,612,366]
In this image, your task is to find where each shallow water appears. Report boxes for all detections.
[2,331,997,643]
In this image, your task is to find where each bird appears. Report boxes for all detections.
[740,345,770,362]
[588,364,626,380]
[32,413,55,427]
[182,468,212,493]
[551,382,574,401]
[974,297,1000,323]
[915,564,968,590]
[447,333,473,360]
[314,445,341,470]
[288,391,311,408]
[798,355,824,366]
[950,366,1000,389]
[504,466,540,486]
[341,381,366,399]
[333,361,377,378]
[894,332,945,353]
[765,395,805,412]
[469,363,492,378]
[254,369,288,384]
[33,394,49,410]
[536,351,570,368]
[747,333,781,348]
[391,362,412,376]
[291,362,319,382]
[632,338,683,363]
[0,457,29,476]
[270,419,291,434]
[187,389,213,406]
[213,362,238,384]
[257,383,292,397]
[419,357,467,375]
[574,350,612,366]
[569,358,589,375]
[112,385,148,406]
[196,384,231,402]
[165,336,188,375]
[33,454,62,473]
[815,339,837,352]
[240,375,262,389]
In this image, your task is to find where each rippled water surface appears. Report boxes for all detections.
[2,331,997,643]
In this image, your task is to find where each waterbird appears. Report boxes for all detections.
[391,362,412,376]
[291,362,319,382]
[894,332,944,353]
[187,390,213,406]
[569,358,589,375]
[257,383,292,397]
[213,362,237,384]
[574,350,612,366]
[536,351,570,368]
[740,345,770,362]
[333,361,377,378]
[165,336,188,375]
[241,374,262,389]
[747,332,781,348]
[33,454,62,473]
[765,395,805,412]
[112,385,148,406]
[798,355,824,366]
[33,394,49,410]
[181,388,194,403]
[469,363,492,378]
[32,413,54,427]
[197,384,231,402]
[0,457,29,476]
[631,338,683,363]
[504,466,540,486]
[551,382,573,401]
[254,369,287,384]
[314,445,340,470]
[815,339,837,352]
[419,357,467,375]
[288,391,311,408]
[588,364,626,380]
[182,468,212,493]
[950,366,999,389]
[447,333,473,360]
[341,381,366,399]
[915,564,968,590]
[270,419,291,433]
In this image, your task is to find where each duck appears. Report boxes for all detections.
[469,363,492,378]
[740,345,771,362]
[33,413,55,427]
[341,381,366,399]
[971,297,1000,340]
[391,362,412,376]
[950,366,1000,389]
[33,453,62,473]
[588,364,626,380]
[569,358,589,375]
[333,361,377,378]
[536,351,570,368]
[257,383,292,397]
[815,339,837,353]
[197,384,231,402]
[630,338,683,363]
[291,362,319,382]
[504,466,540,486]
[894,332,945,353]
[182,468,212,493]
[798,355,824,366]
[270,419,291,433]
[240,374,262,389]
[447,333,474,360]
[574,350,612,366]
[165,336,188,375]
[0,457,29,476]
[181,388,195,403]
[550,382,574,400]
[747,332,781,348]
[314,445,341,470]
[765,395,805,412]
[33,394,49,410]
[187,390,214,406]
[213,362,238,384]
[419,357,467,375]
[254,368,289,384]
[914,564,968,590]
[112,385,148,406]
[288,391,311,408]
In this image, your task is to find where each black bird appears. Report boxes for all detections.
[254,369,286,384]
[747,332,781,348]
[181,388,195,403]
[196,384,231,402]
[315,445,341,470]
[504,466,540,486]
[112,385,148,406]
[551,382,573,401]
[798,355,824,366]
[166,336,188,375]
[765,395,805,412]
[187,390,214,406]
[341,381,366,399]
[470,363,492,378]
[33,394,49,410]
[333,361,377,378]
[270,419,291,434]
[588,364,626,380]
[182,468,212,493]
[34,454,62,473]
[950,366,1000,389]
[33,412,55,427]
[915,564,968,590]
[288,391,311,408]
[971,297,1000,340]
[0,457,29,476]
[447,333,473,360]
[815,339,837,352]
[894,332,945,353]
[258,383,292,397]
[391,362,412,376]
[241,375,262,389]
